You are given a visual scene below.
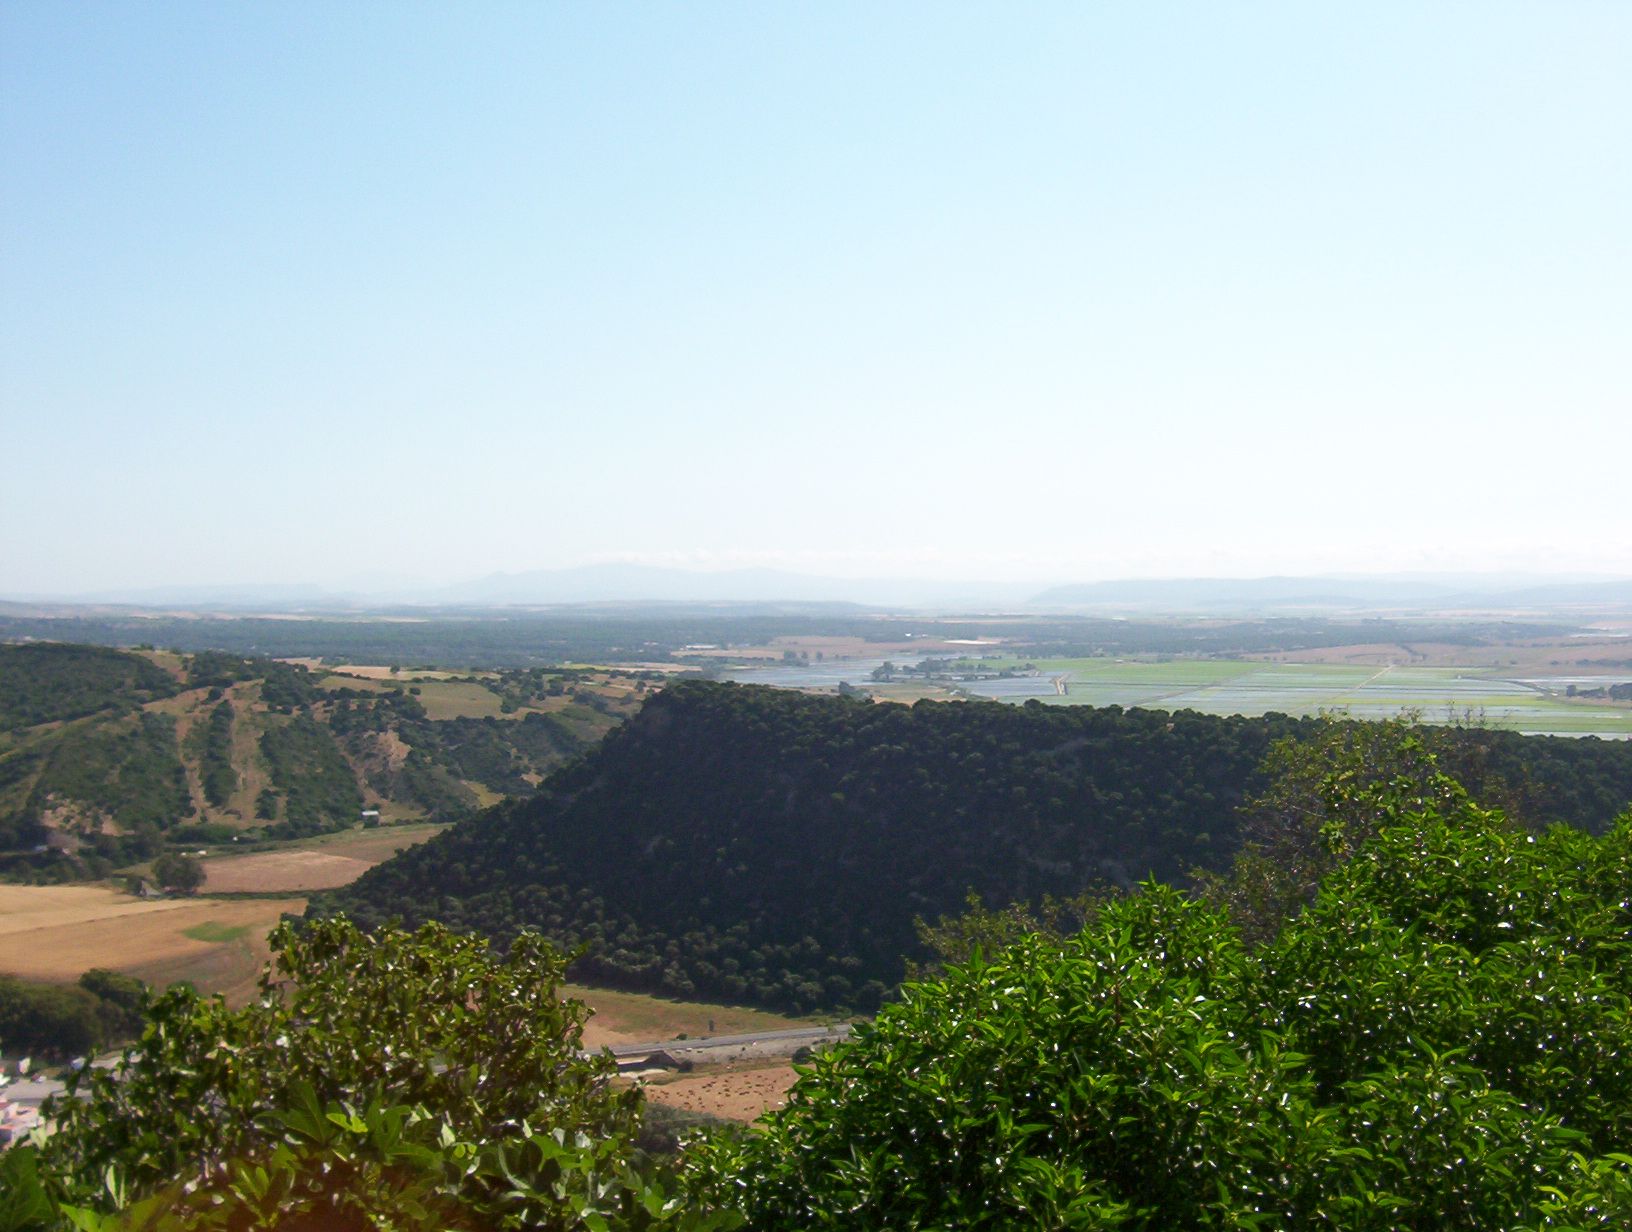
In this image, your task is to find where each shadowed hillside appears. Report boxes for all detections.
[321,681,1632,1012]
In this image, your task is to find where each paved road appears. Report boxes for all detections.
[600,1023,853,1062]
[3,1075,67,1110]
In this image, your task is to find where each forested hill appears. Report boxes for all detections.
[321,680,1632,1012]
[0,642,631,879]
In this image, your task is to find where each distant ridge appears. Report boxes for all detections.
[7,567,1630,615]
[1029,575,1632,613]
[429,564,1040,608]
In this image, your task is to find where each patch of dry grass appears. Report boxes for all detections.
[565,983,815,1049]
[200,823,445,892]
[0,885,302,1004]
[640,1062,799,1123]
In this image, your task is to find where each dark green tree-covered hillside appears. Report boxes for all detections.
[0,642,178,730]
[321,681,1632,1012]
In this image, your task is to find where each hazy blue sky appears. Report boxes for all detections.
[4,3,1629,594]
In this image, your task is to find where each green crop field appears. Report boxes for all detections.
[1014,660,1632,738]
[408,680,512,720]
[731,654,1632,738]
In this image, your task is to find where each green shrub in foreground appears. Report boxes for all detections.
[26,919,735,1232]
[693,798,1632,1229]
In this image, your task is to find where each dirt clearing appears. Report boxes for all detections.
[202,850,378,892]
[199,823,445,892]
[641,1063,799,1123]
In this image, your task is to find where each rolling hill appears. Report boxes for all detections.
[319,680,1632,1012]
[0,643,631,879]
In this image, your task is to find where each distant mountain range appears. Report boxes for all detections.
[6,567,1631,615]
[1029,575,1632,613]
[426,564,1042,608]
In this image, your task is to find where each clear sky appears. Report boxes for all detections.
[3,2,1629,595]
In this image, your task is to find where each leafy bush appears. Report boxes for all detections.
[0,971,147,1063]
[75,969,147,1042]
[33,919,735,1231]
[693,794,1632,1229]
[149,852,202,894]
[0,978,105,1060]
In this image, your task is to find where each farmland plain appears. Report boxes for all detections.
[728,656,1632,738]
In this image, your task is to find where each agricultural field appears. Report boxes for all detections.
[0,868,816,1049]
[729,655,1632,738]
[640,1061,799,1123]
[0,884,301,1005]
[563,982,820,1050]
[405,680,513,721]
[199,822,447,893]
[1018,660,1632,737]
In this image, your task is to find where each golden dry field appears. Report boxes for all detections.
[640,1062,799,1123]
[200,823,445,893]
[0,885,302,1005]
[565,983,814,1050]
[201,850,377,893]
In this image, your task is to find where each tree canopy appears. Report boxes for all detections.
[694,788,1632,1229]
[324,682,1632,1012]
[20,918,734,1232]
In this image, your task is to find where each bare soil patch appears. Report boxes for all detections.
[202,850,377,893]
[642,1063,799,1123]
[200,824,445,891]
